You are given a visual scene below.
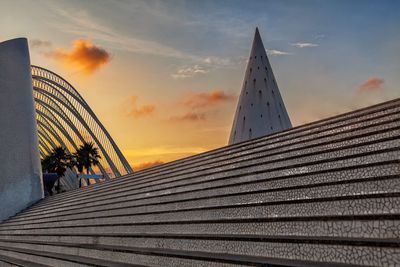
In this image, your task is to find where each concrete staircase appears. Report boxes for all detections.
[0,98,399,267]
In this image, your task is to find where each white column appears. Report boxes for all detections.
[0,38,43,221]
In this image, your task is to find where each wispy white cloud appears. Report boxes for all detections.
[48,6,202,61]
[267,49,292,56]
[202,57,234,66]
[291,42,319,48]
[171,65,208,79]
[172,56,246,79]
[314,33,325,40]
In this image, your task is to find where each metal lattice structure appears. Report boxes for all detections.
[31,65,133,189]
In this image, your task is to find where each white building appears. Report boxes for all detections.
[229,28,292,145]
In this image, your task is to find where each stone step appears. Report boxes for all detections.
[0,254,50,267]
[36,106,400,206]
[14,144,399,224]
[0,246,144,267]
[9,158,400,222]
[0,237,395,266]
[0,242,288,267]
[4,175,399,227]
[1,214,398,238]
[7,162,399,224]
[1,215,400,242]
[16,131,398,217]
[12,152,400,225]
[19,127,400,216]
[0,261,16,267]
[1,194,399,231]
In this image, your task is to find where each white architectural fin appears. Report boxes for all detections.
[228,28,292,145]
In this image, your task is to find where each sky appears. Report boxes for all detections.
[1,0,399,170]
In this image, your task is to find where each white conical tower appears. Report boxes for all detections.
[228,28,292,145]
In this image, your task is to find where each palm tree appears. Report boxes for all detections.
[73,141,101,186]
[41,146,72,193]
[41,154,55,173]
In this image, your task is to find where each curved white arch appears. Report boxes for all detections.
[34,84,119,176]
[32,65,133,189]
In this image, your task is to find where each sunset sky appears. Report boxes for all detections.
[1,0,399,170]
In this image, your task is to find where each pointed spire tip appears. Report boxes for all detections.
[254,27,261,40]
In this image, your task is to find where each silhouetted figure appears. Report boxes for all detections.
[42,173,59,197]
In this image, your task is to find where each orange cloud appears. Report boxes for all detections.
[47,39,110,74]
[358,77,384,92]
[133,160,164,171]
[182,89,236,108]
[169,112,206,122]
[126,96,155,118]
